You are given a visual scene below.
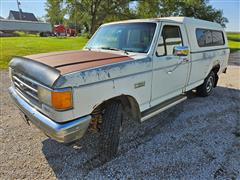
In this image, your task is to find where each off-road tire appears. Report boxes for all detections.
[99,101,123,162]
[196,71,216,97]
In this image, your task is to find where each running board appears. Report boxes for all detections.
[141,95,187,122]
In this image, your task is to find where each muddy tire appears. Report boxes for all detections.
[99,101,123,162]
[196,71,216,97]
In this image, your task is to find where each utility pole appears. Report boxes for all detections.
[16,0,22,20]
[75,0,77,35]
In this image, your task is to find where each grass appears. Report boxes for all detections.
[226,32,240,52]
[0,36,88,69]
[0,32,239,69]
[226,32,240,41]
[14,31,39,37]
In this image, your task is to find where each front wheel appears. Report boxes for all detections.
[98,101,123,161]
[196,71,216,97]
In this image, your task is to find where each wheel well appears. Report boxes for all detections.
[211,64,220,87]
[91,95,141,122]
[212,64,220,74]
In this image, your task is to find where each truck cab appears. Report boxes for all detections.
[9,17,229,161]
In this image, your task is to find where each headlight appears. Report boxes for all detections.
[38,86,52,105]
[38,86,73,110]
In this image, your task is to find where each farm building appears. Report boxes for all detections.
[0,10,51,36]
[0,19,51,33]
[8,10,38,22]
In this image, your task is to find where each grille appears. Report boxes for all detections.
[11,71,41,107]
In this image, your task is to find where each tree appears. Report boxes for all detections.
[177,0,228,27]
[136,0,160,18]
[135,0,228,27]
[45,0,65,25]
[62,0,228,35]
[85,0,134,35]
[65,0,89,33]
[65,0,134,35]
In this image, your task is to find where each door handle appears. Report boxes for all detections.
[167,57,189,74]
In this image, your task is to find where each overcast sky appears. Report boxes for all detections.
[0,0,239,32]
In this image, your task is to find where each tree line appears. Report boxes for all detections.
[45,0,228,35]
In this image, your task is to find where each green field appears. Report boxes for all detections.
[0,36,88,69]
[0,33,239,69]
[227,32,240,52]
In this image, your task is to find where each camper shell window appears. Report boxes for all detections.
[196,28,225,47]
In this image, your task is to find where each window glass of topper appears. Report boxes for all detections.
[196,29,225,47]
[157,25,183,56]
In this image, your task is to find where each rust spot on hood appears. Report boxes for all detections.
[25,50,133,74]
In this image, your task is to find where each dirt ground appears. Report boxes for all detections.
[0,52,240,179]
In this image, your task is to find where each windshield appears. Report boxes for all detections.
[86,23,157,53]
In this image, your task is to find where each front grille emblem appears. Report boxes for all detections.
[19,82,27,90]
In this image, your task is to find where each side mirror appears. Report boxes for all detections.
[173,46,189,56]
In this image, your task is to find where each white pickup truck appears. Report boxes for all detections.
[9,17,229,160]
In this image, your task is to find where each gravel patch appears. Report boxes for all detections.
[0,52,240,179]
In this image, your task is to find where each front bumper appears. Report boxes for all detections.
[9,87,92,143]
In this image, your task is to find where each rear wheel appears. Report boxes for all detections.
[98,101,123,161]
[196,71,216,97]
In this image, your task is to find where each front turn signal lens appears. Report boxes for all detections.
[51,91,73,110]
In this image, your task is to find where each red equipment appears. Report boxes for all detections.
[53,24,76,36]
[53,24,66,36]
[66,28,76,36]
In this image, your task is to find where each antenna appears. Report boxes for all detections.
[16,0,22,20]
[75,0,77,34]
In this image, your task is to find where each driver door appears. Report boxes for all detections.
[150,23,190,107]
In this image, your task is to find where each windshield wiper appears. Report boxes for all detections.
[123,49,146,53]
[99,47,129,55]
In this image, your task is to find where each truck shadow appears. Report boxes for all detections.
[228,51,240,66]
[42,130,101,178]
[41,86,240,179]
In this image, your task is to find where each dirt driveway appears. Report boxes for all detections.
[0,52,240,179]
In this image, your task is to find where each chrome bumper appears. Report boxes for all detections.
[9,87,92,143]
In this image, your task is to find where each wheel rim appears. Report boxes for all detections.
[206,76,214,93]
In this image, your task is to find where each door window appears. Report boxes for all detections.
[156,25,183,56]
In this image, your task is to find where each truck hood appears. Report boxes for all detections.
[10,50,133,87]
[25,50,133,74]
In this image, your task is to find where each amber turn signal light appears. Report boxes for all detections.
[51,91,73,110]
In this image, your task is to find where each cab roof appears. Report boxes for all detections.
[103,16,222,29]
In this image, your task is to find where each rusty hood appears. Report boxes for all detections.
[10,50,133,87]
[25,50,133,74]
